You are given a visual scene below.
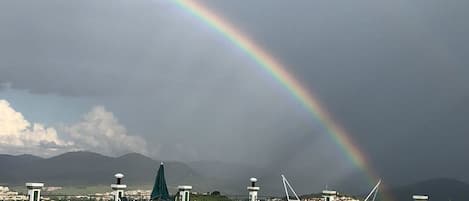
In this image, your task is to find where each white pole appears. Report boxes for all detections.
[26,183,44,201]
[247,178,260,201]
[111,173,126,201]
[281,175,300,201]
[177,186,192,201]
[364,180,381,201]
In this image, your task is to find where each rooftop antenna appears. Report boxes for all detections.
[364,180,381,201]
[281,175,300,201]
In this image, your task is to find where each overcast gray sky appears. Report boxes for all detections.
[0,0,468,191]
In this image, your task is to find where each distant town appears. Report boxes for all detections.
[0,184,364,201]
[0,152,434,201]
[0,163,374,201]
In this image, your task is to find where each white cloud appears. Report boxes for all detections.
[0,100,72,156]
[63,106,149,156]
[0,99,149,157]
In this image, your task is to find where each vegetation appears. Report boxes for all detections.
[191,194,232,201]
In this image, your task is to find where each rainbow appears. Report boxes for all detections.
[172,0,390,199]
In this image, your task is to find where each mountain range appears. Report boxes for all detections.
[0,152,199,190]
[1,151,468,200]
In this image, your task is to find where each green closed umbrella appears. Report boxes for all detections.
[151,162,171,201]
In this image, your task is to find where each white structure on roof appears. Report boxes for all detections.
[247,177,260,201]
[413,195,429,201]
[177,185,192,201]
[25,183,43,201]
[322,190,338,201]
[363,180,381,201]
[281,175,300,201]
[111,173,127,201]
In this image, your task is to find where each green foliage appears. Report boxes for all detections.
[191,194,232,201]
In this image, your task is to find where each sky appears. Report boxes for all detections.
[0,0,468,190]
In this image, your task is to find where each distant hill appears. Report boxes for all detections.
[2,152,468,198]
[0,152,260,194]
[0,151,200,190]
[188,160,263,194]
[389,178,469,201]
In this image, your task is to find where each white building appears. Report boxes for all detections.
[125,190,151,200]
[0,186,28,201]
[91,192,113,201]
[301,190,360,201]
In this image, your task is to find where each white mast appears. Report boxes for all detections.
[281,175,301,201]
[363,180,381,201]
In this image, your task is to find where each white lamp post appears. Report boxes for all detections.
[177,186,192,201]
[247,177,260,201]
[322,190,337,201]
[111,173,127,201]
[25,183,44,201]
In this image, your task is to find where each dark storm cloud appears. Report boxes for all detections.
[0,0,327,170]
[1,0,469,193]
[0,0,250,96]
[201,0,469,185]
